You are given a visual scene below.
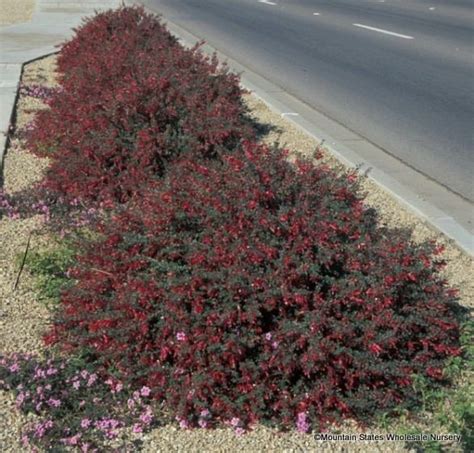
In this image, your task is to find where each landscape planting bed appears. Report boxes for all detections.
[0,7,472,452]
[0,53,412,453]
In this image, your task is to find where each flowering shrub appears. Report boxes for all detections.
[0,354,155,450]
[27,6,254,206]
[56,6,177,94]
[3,5,462,445]
[47,142,461,432]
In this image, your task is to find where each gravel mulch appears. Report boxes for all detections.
[0,53,470,452]
[0,55,52,453]
[0,0,35,26]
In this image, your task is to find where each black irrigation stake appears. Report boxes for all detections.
[14,231,32,291]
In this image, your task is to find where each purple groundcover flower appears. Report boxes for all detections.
[132,423,142,434]
[140,386,151,397]
[87,373,97,387]
[176,416,190,429]
[33,419,54,439]
[139,407,153,425]
[63,433,81,446]
[296,411,310,433]
[198,419,208,428]
[47,398,61,408]
[230,417,240,427]
[19,83,61,101]
[80,418,91,429]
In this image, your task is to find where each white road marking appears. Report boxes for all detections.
[258,0,277,5]
[429,7,436,10]
[281,112,299,117]
[313,12,320,16]
[353,23,414,39]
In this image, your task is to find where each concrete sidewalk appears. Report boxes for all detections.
[0,0,119,171]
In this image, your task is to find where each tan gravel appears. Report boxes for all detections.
[0,55,56,353]
[0,0,35,26]
[0,55,53,452]
[0,54,470,452]
[137,423,416,453]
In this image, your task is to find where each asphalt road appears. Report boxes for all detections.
[142,0,474,202]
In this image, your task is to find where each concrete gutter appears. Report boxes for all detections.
[130,2,473,256]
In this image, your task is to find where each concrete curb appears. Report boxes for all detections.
[133,5,473,256]
[0,63,22,184]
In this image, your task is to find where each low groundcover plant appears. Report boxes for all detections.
[0,354,155,451]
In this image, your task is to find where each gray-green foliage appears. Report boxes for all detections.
[25,243,75,306]
[384,319,473,452]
